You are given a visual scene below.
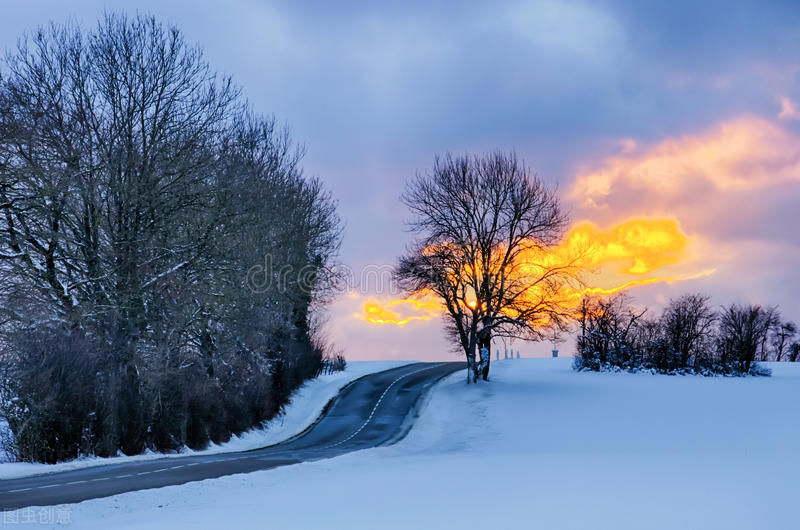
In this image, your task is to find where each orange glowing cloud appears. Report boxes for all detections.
[362,218,711,326]
[363,298,442,325]
[570,116,800,207]
[550,218,688,275]
[528,218,711,304]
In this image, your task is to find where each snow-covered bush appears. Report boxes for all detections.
[574,294,774,376]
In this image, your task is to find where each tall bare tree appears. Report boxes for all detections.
[396,152,579,382]
[661,294,716,368]
[716,304,776,374]
[772,321,795,362]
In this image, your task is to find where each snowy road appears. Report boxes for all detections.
[0,361,463,510]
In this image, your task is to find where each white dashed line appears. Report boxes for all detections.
[66,480,87,485]
[168,465,185,470]
[324,363,444,449]
[136,471,152,476]
[8,488,32,493]
[114,474,133,479]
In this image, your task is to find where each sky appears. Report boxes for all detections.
[2,1,799,361]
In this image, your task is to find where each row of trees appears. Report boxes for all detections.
[0,15,341,462]
[575,293,798,375]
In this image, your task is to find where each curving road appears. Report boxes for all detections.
[0,361,463,510]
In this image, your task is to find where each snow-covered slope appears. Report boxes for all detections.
[10,358,800,529]
[0,360,411,480]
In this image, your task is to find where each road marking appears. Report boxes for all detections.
[8,488,32,493]
[187,462,200,466]
[90,477,109,482]
[35,484,59,489]
[136,471,152,476]
[66,480,87,485]
[168,465,185,470]
[151,468,167,473]
[324,363,444,449]
[114,474,133,479]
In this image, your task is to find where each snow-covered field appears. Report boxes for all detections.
[9,357,800,529]
[0,360,410,480]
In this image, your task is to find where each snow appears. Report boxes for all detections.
[0,360,410,480]
[0,418,9,463]
[9,358,800,529]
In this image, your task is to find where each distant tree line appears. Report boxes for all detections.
[0,14,342,463]
[574,293,798,376]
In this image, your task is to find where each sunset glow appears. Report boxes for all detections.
[362,218,711,326]
[570,117,800,208]
[545,218,689,275]
[363,298,442,326]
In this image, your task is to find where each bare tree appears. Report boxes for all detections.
[758,307,782,362]
[716,304,775,374]
[661,294,716,369]
[396,152,579,382]
[772,321,796,362]
[575,294,646,370]
[789,342,800,363]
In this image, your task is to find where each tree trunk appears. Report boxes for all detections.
[466,351,476,384]
[478,330,491,380]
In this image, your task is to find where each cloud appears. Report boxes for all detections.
[506,0,625,64]
[555,218,688,275]
[778,96,800,120]
[363,298,441,326]
[537,218,714,304]
[569,116,800,207]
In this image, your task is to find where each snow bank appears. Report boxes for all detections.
[0,360,410,480]
[11,358,800,529]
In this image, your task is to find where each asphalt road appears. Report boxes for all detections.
[0,361,463,510]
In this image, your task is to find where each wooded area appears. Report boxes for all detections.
[0,14,341,463]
